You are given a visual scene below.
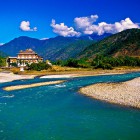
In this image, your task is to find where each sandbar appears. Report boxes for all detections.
[40,74,78,78]
[0,72,35,83]
[3,80,65,91]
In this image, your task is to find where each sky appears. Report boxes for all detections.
[0,0,140,43]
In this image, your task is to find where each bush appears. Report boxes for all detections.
[53,58,91,68]
[65,59,79,67]
[10,63,17,67]
[28,62,51,71]
[94,61,113,70]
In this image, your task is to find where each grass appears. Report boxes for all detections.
[0,65,140,77]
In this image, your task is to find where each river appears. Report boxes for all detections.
[0,72,140,140]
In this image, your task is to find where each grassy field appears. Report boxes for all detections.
[1,65,140,77]
[3,65,138,77]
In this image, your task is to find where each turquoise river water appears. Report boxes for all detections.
[0,72,140,140]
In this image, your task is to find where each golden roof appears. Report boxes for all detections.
[18,49,37,54]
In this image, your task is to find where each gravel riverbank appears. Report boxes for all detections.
[80,77,140,109]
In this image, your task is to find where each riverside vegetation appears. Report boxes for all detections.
[0,56,6,67]
[53,55,140,70]
[0,55,140,74]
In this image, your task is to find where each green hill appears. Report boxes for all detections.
[78,29,140,59]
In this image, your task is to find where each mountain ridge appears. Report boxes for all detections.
[78,29,140,59]
[0,33,111,60]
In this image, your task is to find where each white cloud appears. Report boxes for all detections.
[40,38,49,40]
[20,21,37,31]
[51,15,140,36]
[74,15,140,35]
[74,15,98,30]
[50,19,81,37]
[0,43,4,46]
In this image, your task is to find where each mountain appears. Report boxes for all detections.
[38,36,82,60]
[0,50,7,58]
[0,36,45,57]
[78,33,111,41]
[0,34,110,61]
[78,29,140,59]
[51,40,93,60]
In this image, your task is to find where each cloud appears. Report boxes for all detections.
[74,15,140,35]
[0,43,4,46]
[114,18,139,33]
[51,15,140,36]
[74,15,98,31]
[50,19,81,37]
[20,21,37,31]
[40,38,49,40]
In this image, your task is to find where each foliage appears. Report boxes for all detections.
[53,58,91,68]
[0,57,6,67]
[65,59,79,67]
[91,55,140,69]
[27,62,51,71]
[53,60,65,66]
[53,55,140,70]
[10,62,17,67]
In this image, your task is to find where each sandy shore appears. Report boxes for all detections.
[3,80,65,91]
[80,77,140,109]
[0,72,36,83]
[1,68,140,83]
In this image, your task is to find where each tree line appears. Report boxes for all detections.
[2,55,140,70]
[53,55,140,69]
[0,57,6,67]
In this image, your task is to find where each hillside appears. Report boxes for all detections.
[78,29,140,59]
[0,50,7,58]
[50,40,93,60]
[0,34,111,61]
[0,36,45,57]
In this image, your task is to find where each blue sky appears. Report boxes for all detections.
[0,0,140,43]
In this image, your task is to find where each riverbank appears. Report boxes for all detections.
[80,77,140,109]
[21,67,140,77]
[0,72,36,83]
[0,68,140,83]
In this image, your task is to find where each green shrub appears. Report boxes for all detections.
[28,62,51,71]
[65,59,79,67]
[10,62,17,67]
